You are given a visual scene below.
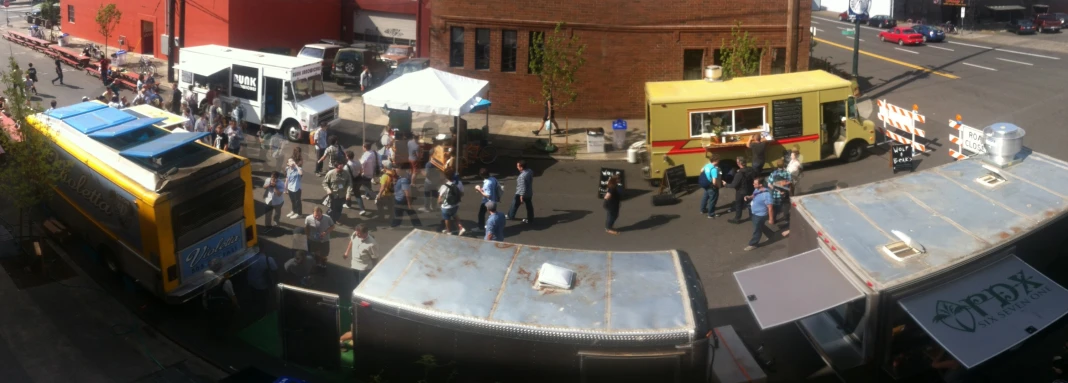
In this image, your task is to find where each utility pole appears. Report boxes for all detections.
[415,0,424,58]
[851,17,860,77]
[178,0,186,55]
[166,0,175,82]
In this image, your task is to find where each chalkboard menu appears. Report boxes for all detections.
[598,168,626,198]
[891,144,914,173]
[664,165,687,197]
[771,98,804,139]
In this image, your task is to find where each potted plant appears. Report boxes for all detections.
[710,116,728,144]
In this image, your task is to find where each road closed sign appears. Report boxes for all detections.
[949,119,986,158]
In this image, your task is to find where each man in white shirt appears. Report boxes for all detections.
[342,224,378,287]
[359,142,379,196]
[406,136,419,180]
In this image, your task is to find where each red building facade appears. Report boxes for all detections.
[60,0,341,59]
[428,0,811,118]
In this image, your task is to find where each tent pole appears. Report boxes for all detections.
[455,115,459,177]
[362,102,366,146]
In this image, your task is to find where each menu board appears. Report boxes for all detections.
[664,165,687,197]
[771,98,804,139]
[891,144,914,173]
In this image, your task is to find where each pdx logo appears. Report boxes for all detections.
[931,269,1050,333]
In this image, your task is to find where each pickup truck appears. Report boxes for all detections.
[1033,14,1063,33]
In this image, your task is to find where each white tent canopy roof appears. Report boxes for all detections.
[362,68,489,117]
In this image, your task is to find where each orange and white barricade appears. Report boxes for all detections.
[947,115,985,161]
[876,100,928,155]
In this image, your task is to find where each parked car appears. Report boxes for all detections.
[1007,19,1037,34]
[379,58,430,87]
[867,15,897,28]
[1032,14,1063,33]
[838,11,869,23]
[380,45,414,70]
[332,47,390,87]
[878,27,924,45]
[1052,12,1068,25]
[910,25,946,42]
[298,43,343,79]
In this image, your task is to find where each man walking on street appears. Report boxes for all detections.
[359,142,380,200]
[51,59,63,85]
[475,168,499,233]
[342,224,378,287]
[438,174,466,236]
[507,160,534,223]
[376,161,397,221]
[26,63,38,88]
[313,122,329,176]
[390,169,421,228]
[698,155,722,218]
[305,206,335,270]
[323,162,352,222]
[484,201,505,242]
[728,157,757,224]
[343,150,369,216]
[744,178,774,251]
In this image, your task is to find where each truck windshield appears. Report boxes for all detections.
[293,77,325,101]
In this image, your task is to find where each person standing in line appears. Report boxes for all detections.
[506,160,534,223]
[483,201,505,242]
[207,98,224,128]
[184,84,199,114]
[230,99,245,130]
[747,133,768,174]
[313,122,329,176]
[698,155,722,219]
[323,162,352,222]
[181,106,195,132]
[262,171,286,232]
[285,156,304,219]
[437,174,466,236]
[744,178,774,251]
[376,161,397,222]
[210,124,229,151]
[728,157,757,224]
[51,59,63,85]
[195,111,210,143]
[342,224,378,287]
[390,169,421,228]
[786,148,803,196]
[406,135,420,181]
[359,142,380,200]
[343,150,369,216]
[359,65,372,93]
[284,250,315,287]
[304,206,335,270]
[603,174,623,235]
[244,252,278,311]
[767,162,793,228]
[225,119,244,155]
[170,84,183,114]
[319,135,346,176]
[474,168,499,234]
[202,259,239,333]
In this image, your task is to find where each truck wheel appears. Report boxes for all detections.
[843,141,866,163]
[99,246,121,275]
[283,121,303,142]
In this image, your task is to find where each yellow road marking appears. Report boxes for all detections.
[814,37,961,80]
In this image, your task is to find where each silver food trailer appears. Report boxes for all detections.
[735,125,1068,381]
[351,230,711,382]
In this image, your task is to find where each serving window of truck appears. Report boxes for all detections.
[642,70,875,181]
[734,143,1068,381]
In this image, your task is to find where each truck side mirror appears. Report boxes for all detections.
[283,91,292,101]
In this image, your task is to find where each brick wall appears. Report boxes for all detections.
[429,0,811,118]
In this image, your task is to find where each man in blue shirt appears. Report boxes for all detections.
[391,169,422,228]
[699,155,722,218]
[484,201,505,242]
[507,160,534,223]
[475,167,500,233]
[744,178,774,251]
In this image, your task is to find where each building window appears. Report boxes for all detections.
[528,31,544,74]
[475,28,490,70]
[501,30,517,72]
[689,106,766,137]
[771,48,787,74]
[683,49,704,80]
[712,49,722,66]
[449,27,464,67]
[67,5,74,23]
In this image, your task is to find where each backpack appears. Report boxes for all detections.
[698,168,713,188]
[444,183,462,205]
[333,144,347,166]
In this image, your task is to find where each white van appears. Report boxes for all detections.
[175,44,340,142]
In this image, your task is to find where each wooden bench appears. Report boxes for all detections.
[7,31,53,51]
[49,46,90,68]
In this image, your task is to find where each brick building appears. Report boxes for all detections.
[428,0,811,118]
[60,0,341,59]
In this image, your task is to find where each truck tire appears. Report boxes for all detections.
[98,246,122,276]
[842,140,866,163]
[283,120,303,143]
[651,194,678,206]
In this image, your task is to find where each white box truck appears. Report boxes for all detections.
[175,44,340,142]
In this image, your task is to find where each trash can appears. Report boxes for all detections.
[114,50,127,65]
[627,141,646,164]
[58,33,69,47]
[612,119,627,150]
[586,128,605,154]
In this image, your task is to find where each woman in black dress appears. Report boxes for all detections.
[603,174,622,235]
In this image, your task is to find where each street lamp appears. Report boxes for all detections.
[848,0,870,78]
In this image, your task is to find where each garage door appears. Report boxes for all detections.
[355,11,416,43]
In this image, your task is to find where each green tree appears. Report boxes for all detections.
[527,23,587,149]
[0,56,68,238]
[718,22,768,80]
[40,0,60,30]
[95,4,122,56]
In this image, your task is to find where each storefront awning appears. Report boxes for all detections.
[174,60,230,77]
[899,256,1068,368]
[735,249,864,329]
[986,5,1026,11]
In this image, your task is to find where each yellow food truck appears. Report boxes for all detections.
[642,70,876,182]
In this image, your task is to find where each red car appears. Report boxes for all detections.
[878,27,924,45]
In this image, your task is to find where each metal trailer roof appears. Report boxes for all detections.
[180,44,322,70]
[645,70,850,105]
[794,151,1068,290]
[353,230,701,346]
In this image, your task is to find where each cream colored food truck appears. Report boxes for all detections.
[642,70,875,182]
[735,128,1068,381]
[176,45,340,142]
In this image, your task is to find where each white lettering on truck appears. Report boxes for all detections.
[233,74,257,92]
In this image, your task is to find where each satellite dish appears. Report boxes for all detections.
[849,0,871,16]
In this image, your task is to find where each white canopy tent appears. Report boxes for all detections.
[360,68,491,159]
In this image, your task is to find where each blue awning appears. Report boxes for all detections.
[87,117,168,138]
[119,132,209,158]
[45,102,107,120]
[469,98,492,113]
[64,108,137,134]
